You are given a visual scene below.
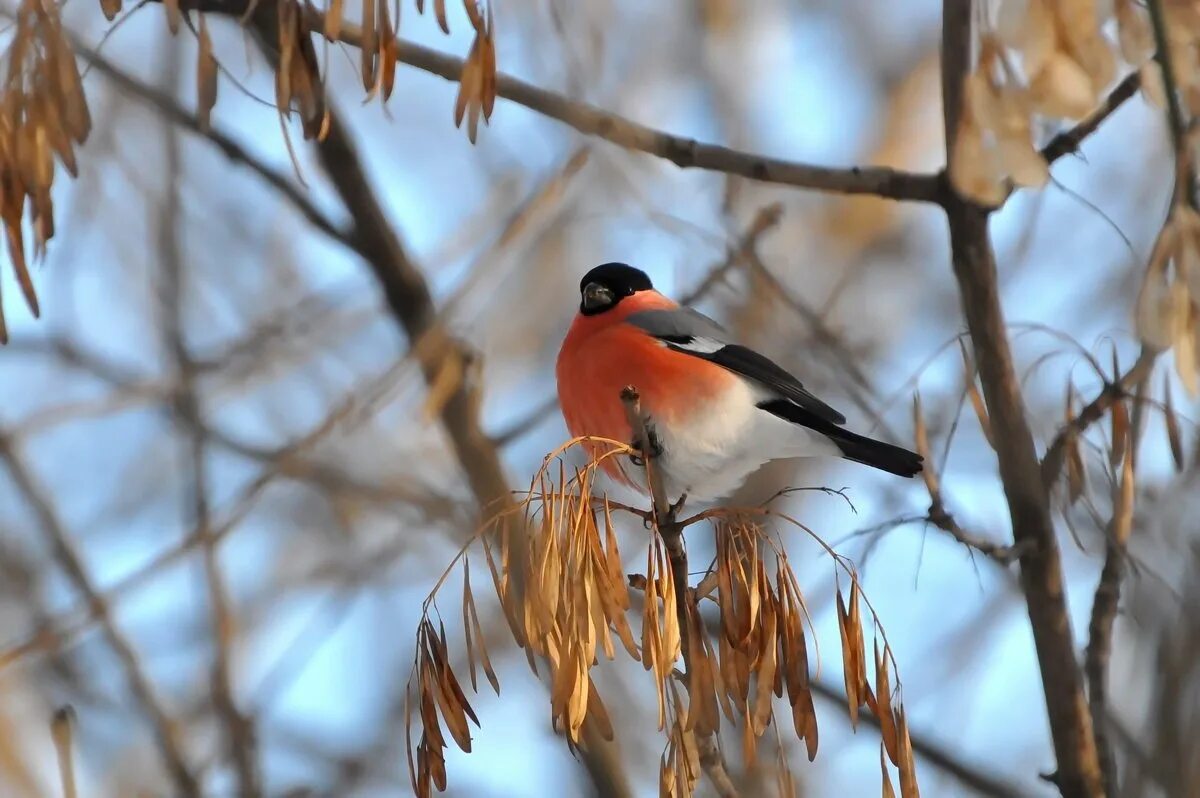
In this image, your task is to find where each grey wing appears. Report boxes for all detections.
[625,308,847,426]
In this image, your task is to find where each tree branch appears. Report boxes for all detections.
[297,9,941,203]
[1083,457,1135,796]
[75,44,357,254]
[1039,72,1142,166]
[1040,350,1156,490]
[0,433,202,797]
[940,4,1103,796]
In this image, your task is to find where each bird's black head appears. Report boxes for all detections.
[578,263,654,316]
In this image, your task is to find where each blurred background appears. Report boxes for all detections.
[0,0,1194,796]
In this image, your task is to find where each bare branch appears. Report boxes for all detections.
[1039,72,1142,166]
[243,13,634,793]
[298,10,942,203]
[1084,447,1136,795]
[941,3,1103,795]
[75,45,357,254]
[0,433,202,797]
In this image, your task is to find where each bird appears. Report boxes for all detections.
[555,262,923,503]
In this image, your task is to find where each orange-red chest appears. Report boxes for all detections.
[555,293,737,482]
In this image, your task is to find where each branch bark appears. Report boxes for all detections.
[940,4,1103,796]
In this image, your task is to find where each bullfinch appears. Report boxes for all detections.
[555,262,923,502]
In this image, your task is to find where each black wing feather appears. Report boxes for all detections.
[673,341,846,425]
[626,307,847,426]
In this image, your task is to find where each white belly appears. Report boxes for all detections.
[620,379,840,502]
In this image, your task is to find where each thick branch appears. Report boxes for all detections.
[941,4,1103,796]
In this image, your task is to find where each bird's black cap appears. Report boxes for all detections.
[579,263,653,295]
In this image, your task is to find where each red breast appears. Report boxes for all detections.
[556,290,739,487]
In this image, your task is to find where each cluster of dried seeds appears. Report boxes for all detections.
[405,437,919,798]
[950,0,1176,204]
[0,0,90,343]
[0,0,498,343]
[1137,204,1200,393]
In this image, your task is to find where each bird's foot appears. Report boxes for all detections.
[628,424,663,467]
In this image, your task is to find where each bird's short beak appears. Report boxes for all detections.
[582,282,614,311]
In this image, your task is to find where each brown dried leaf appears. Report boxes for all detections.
[959,340,994,449]
[360,0,377,91]
[464,0,484,30]
[1064,384,1087,504]
[1110,394,1129,470]
[587,678,613,741]
[325,0,343,41]
[1117,0,1154,65]
[876,640,899,766]
[836,588,860,728]
[423,631,475,753]
[896,704,919,798]
[100,0,122,21]
[1136,221,1182,349]
[1163,373,1185,471]
[1029,51,1096,119]
[752,570,778,733]
[480,23,496,119]
[911,393,939,497]
[881,742,897,798]
[741,698,757,766]
[434,0,449,33]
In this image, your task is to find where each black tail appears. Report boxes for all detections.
[823,427,924,477]
[758,400,924,478]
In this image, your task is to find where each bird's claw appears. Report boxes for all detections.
[629,425,663,467]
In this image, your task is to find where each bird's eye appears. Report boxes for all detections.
[582,282,615,311]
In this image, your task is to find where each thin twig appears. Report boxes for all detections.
[243,12,634,794]
[1039,72,1142,166]
[811,681,1025,797]
[0,433,202,797]
[1083,450,1135,796]
[75,45,357,253]
[926,502,1030,565]
[1040,349,1156,489]
[154,65,262,796]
